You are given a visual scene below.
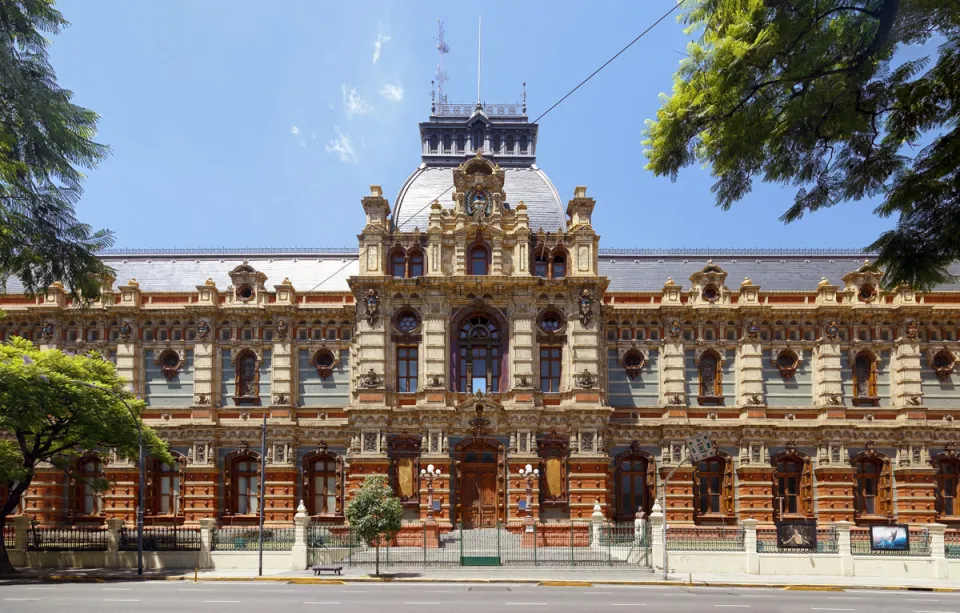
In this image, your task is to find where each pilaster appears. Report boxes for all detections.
[738,338,765,416]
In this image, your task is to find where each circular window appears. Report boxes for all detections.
[858,284,876,302]
[314,349,337,379]
[395,310,421,334]
[933,350,956,381]
[622,349,645,379]
[237,284,254,301]
[158,350,181,380]
[161,351,180,369]
[775,349,800,379]
[702,284,720,302]
[538,310,565,334]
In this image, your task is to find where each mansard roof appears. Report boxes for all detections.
[2,248,957,295]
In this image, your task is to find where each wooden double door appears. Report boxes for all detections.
[461,463,498,528]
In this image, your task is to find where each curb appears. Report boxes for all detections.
[11,574,960,593]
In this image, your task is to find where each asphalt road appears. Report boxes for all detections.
[2,582,959,613]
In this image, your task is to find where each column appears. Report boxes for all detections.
[737,337,765,417]
[106,517,123,568]
[742,518,759,574]
[271,336,294,420]
[928,523,947,580]
[648,503,665,573]
[199,517,215,569]
[835,520,854,576]
[815,338,845,417]
[291,501,310,570]
[661,336,686,417]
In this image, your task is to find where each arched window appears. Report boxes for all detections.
[853,452,891,520]
[72,455,103,518]
[693,454,734,522]
[235,350,259,403]
[519,135,529,154]
[390,249,406,278]
[473,128,484,152]
[409,249,425,278]
[146,454,184,517]
[226,451,260,517]
[533,254,549,278]
[304,447,342,517]
[443,135,451,153]
[616,448,654,521]
[934,454,960,519]
[551,253,566,279]
[470,244,489,276]
[429,135,438,153]
[853,351,878,405]
[458,314,502,393]
[772,450,813,520]
[698,350,723,403]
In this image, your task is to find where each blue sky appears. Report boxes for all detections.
[51,0,897,251]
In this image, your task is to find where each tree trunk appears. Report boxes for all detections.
[375,541,380,576]
[0,516,16,576]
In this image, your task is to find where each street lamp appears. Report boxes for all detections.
[67,380,145,576]
[517,464,539,520]
[420,464,442,519]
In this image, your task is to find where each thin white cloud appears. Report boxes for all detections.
[341,84,373,116]
[325,128,356,162]
[373,32,391,64]
[290,125,306,147]
[380,83,404,102]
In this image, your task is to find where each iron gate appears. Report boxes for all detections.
[308,521,651,568]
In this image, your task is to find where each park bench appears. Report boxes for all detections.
[312,565,343,576]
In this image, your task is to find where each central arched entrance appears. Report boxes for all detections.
[455,438,505,528]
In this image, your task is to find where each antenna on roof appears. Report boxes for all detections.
[477,15,482,105]
[435,20,449,108]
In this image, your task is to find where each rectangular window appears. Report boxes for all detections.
[397,346,418,393]
[540,346,561,393]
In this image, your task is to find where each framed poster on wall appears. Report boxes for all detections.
[870,525,910,551]
[777,522,818,549]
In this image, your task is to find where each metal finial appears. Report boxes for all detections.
[522,81,527,114]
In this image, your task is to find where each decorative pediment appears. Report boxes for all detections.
[842,260,883,304]
[227,260,267,305]
[689,261,729,304]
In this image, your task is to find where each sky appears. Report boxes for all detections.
[50,0,899,252]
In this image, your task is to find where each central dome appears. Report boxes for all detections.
[392,102,567,233]
[393,164,566,232]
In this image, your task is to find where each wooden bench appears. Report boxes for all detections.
[312,565,343,576]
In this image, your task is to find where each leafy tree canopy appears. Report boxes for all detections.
[0,337,170,571]
[0,0,114,302]
[644,0,959,289]
[344,474,403,575]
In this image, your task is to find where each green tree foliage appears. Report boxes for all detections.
[644,0,959,289]
[0,337,170,574]
[344,474,403,576]
[0,0,114,301]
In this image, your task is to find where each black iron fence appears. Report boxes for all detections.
[946,531,960,559]
[665,526,744,551]
[309,521,651,568]
[120,526,201,551]
[3,525,14,550]
[27,525,108,551]
[212,527,294,551]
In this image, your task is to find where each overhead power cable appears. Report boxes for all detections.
[301,1,686,294]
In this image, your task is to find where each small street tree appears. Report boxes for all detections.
[0,337,170,575]
[344,474,403,576]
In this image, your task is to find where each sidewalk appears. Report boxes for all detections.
[3,566,958,591]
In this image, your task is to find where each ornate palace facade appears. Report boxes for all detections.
[4,101,960,532]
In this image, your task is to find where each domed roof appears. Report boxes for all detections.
[392,164,566,233]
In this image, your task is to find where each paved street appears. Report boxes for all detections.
[2,581,960,613]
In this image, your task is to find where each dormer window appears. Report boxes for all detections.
[237,284,254,301]
[858,284,877,302]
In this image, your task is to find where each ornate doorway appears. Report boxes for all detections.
[455,438,505,528]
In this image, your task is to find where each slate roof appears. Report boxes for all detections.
[598,250,960,292]
[392,165,566,233]
[2,249,958,295]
